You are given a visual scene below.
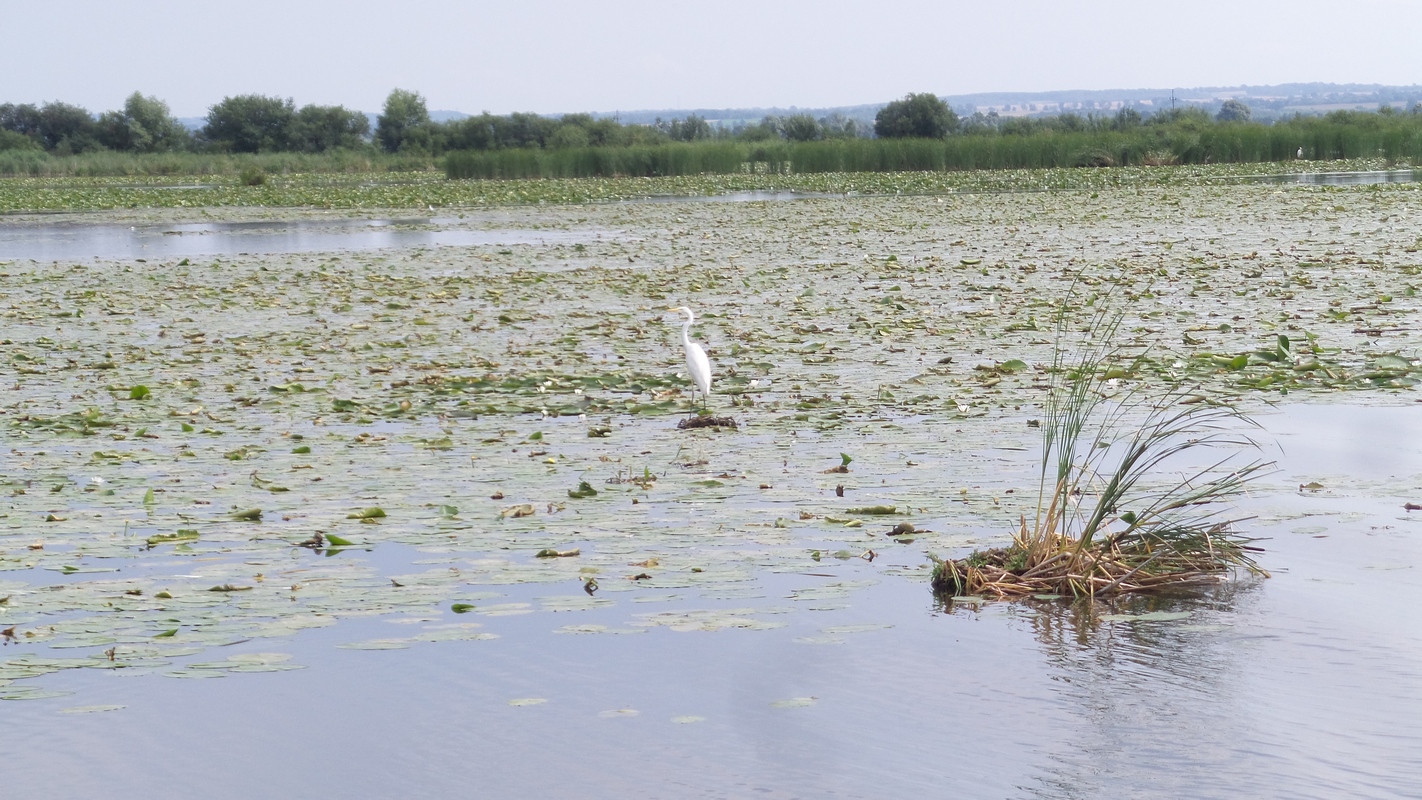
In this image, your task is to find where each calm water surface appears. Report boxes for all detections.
[0,217,612,261]
[4,404,1421,799]
[2,172,1417,263]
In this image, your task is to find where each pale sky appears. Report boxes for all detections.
[4,0,1421,117]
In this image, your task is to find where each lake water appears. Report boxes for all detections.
[0,217,610,262]
[1256,168,1422,186]
[5,403,1421,799]
[3,171,1419,263]
[5,182,1422,798]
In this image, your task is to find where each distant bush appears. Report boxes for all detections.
[239,165,266,186]
[781,114,822,142]
[0,129,40,152]
[1217,99,1252,123]
[203,95,297,153]
[97,92,189,153]
[875,93,958,139]
[376,89,432,154]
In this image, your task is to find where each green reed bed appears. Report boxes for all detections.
[445,142,776,179]
[0,149,440,178]
[444,116,1422,180]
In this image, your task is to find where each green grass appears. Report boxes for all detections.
[0,149,439,178]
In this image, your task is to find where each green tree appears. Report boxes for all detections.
[819,112,861,139]
[548,124,590,149]
[736,116,781,142]
[376,89,431,153]
[874,93,958,139]
[97,92,188,153]
[37,102,99,153]
[1216,99,1252,123]
[959,111,997,135]
[203,95,296,152]
[664,114,712,142]
[290,104,369,152]
[781,114,821,142]
[1149,107,1213,129]
[0,103,43,142]
[1111,107,1143,130]
[0,129,40,151]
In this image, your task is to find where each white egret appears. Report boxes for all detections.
[668,306,712,410]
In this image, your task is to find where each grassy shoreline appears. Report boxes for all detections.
[0,158,1410,213]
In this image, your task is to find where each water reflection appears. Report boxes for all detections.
[1253,168,1421,186]
[0,217,610,261]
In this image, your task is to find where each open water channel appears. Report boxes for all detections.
[2,184,1421,798]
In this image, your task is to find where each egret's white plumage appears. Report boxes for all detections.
[669,306,711,409]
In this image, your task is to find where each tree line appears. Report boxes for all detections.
[0,88,872,157]
[4,89,1419,160]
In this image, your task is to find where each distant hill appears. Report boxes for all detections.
[580,82,1422,127]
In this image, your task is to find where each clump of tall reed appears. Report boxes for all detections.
[444,142,789,180]
[931,297,1271,599]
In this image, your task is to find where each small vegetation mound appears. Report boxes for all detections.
[677,415,738,430]
[931,298,1271,599]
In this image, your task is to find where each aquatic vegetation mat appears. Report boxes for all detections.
[0,159,1403,213]
[2,179,1421,700]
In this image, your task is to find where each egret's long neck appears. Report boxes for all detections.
[681,315,693,346]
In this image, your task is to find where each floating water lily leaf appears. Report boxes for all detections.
[146,530,198,547]
[60,704,125,714]
[1374,355,1411,370]
[821,623,893,634]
